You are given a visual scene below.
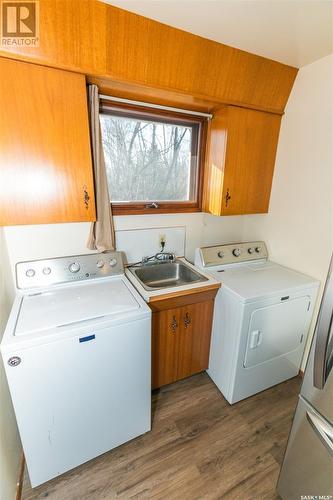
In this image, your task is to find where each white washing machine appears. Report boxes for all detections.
[194,242,319,404]
[1,251,151,487]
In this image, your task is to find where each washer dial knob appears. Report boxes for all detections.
[109,258,117,267]
[25,269,35,277]
[43,267,51,275]
[255,246,262,253]
[69,262,80,273]
[232,248,242,257]
[248,248,255,254]
[96,260,104,269]
[217,251,224,258]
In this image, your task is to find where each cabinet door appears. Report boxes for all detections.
[152,309,180,389]
[204,106,281,216]
[0,57,96,225]
[222,107,282,215]
[178,301,214,379]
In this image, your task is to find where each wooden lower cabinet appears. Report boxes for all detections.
[151,288,218,389]
[178,301,214,379]
[152,308,180,388]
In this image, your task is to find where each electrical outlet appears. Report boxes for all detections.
[159,234,166,247]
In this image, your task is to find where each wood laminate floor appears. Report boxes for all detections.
[22,373,301,500]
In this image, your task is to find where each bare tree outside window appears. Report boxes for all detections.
[100,114,197,202]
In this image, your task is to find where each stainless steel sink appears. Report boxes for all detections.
[129,261,208,291]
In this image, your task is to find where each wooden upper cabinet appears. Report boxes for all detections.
[0,57,96,226]
[203,106,282,216]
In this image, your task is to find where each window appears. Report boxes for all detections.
[100,101,207,215]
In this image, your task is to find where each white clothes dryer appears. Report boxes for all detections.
[195,242,319,404]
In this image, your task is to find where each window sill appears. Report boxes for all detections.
[111,203,202,216]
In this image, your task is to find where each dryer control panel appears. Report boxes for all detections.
[198,241,268,267]
[16,251,124,289]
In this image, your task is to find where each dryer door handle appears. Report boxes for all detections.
[249,330,261,349]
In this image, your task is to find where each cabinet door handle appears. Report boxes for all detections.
[83,185,90,210]
[184,312,191,329]
[170,316,178,333]
[225,188,231,208]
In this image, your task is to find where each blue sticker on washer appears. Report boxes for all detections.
[79,334,95,343]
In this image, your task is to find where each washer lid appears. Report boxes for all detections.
[15,278,141,336]
[211,261,319,300]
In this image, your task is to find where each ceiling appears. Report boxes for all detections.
[102,0,333,67]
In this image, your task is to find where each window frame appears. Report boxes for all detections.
[99,100,207,216]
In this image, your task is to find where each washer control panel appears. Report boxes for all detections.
[199,241,268,267]
[16,251,124,289]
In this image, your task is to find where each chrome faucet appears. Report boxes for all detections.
[154,252,176,263]
[140,252,176,265]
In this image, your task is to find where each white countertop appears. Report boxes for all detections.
[125,257,220,302]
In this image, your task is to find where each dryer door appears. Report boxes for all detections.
[244,296,310,368]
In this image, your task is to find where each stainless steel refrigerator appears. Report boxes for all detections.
[278,255,333,499]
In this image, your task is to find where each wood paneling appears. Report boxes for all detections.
[89,76,221,114]
[0,1,297,114]
[0,57,96,225]
[21,374,301,500]
[204,106,282,216]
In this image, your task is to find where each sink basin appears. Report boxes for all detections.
[129,261,208,291]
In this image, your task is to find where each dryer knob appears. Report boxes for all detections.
[255,246,262,253]
[248,248,255,254]
[96,260,105,269]
[233,248,241,257]
[25,269,35,277]
[217,251,224,258]
[109,258,117,267]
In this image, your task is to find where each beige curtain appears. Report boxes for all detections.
[87,85,115,252]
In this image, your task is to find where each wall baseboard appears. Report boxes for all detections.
[15,453,25,500]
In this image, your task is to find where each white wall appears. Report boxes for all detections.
[3,213,245,283]
[0,228,21,500]
[243,53,333,368]
[202,213,245,247]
